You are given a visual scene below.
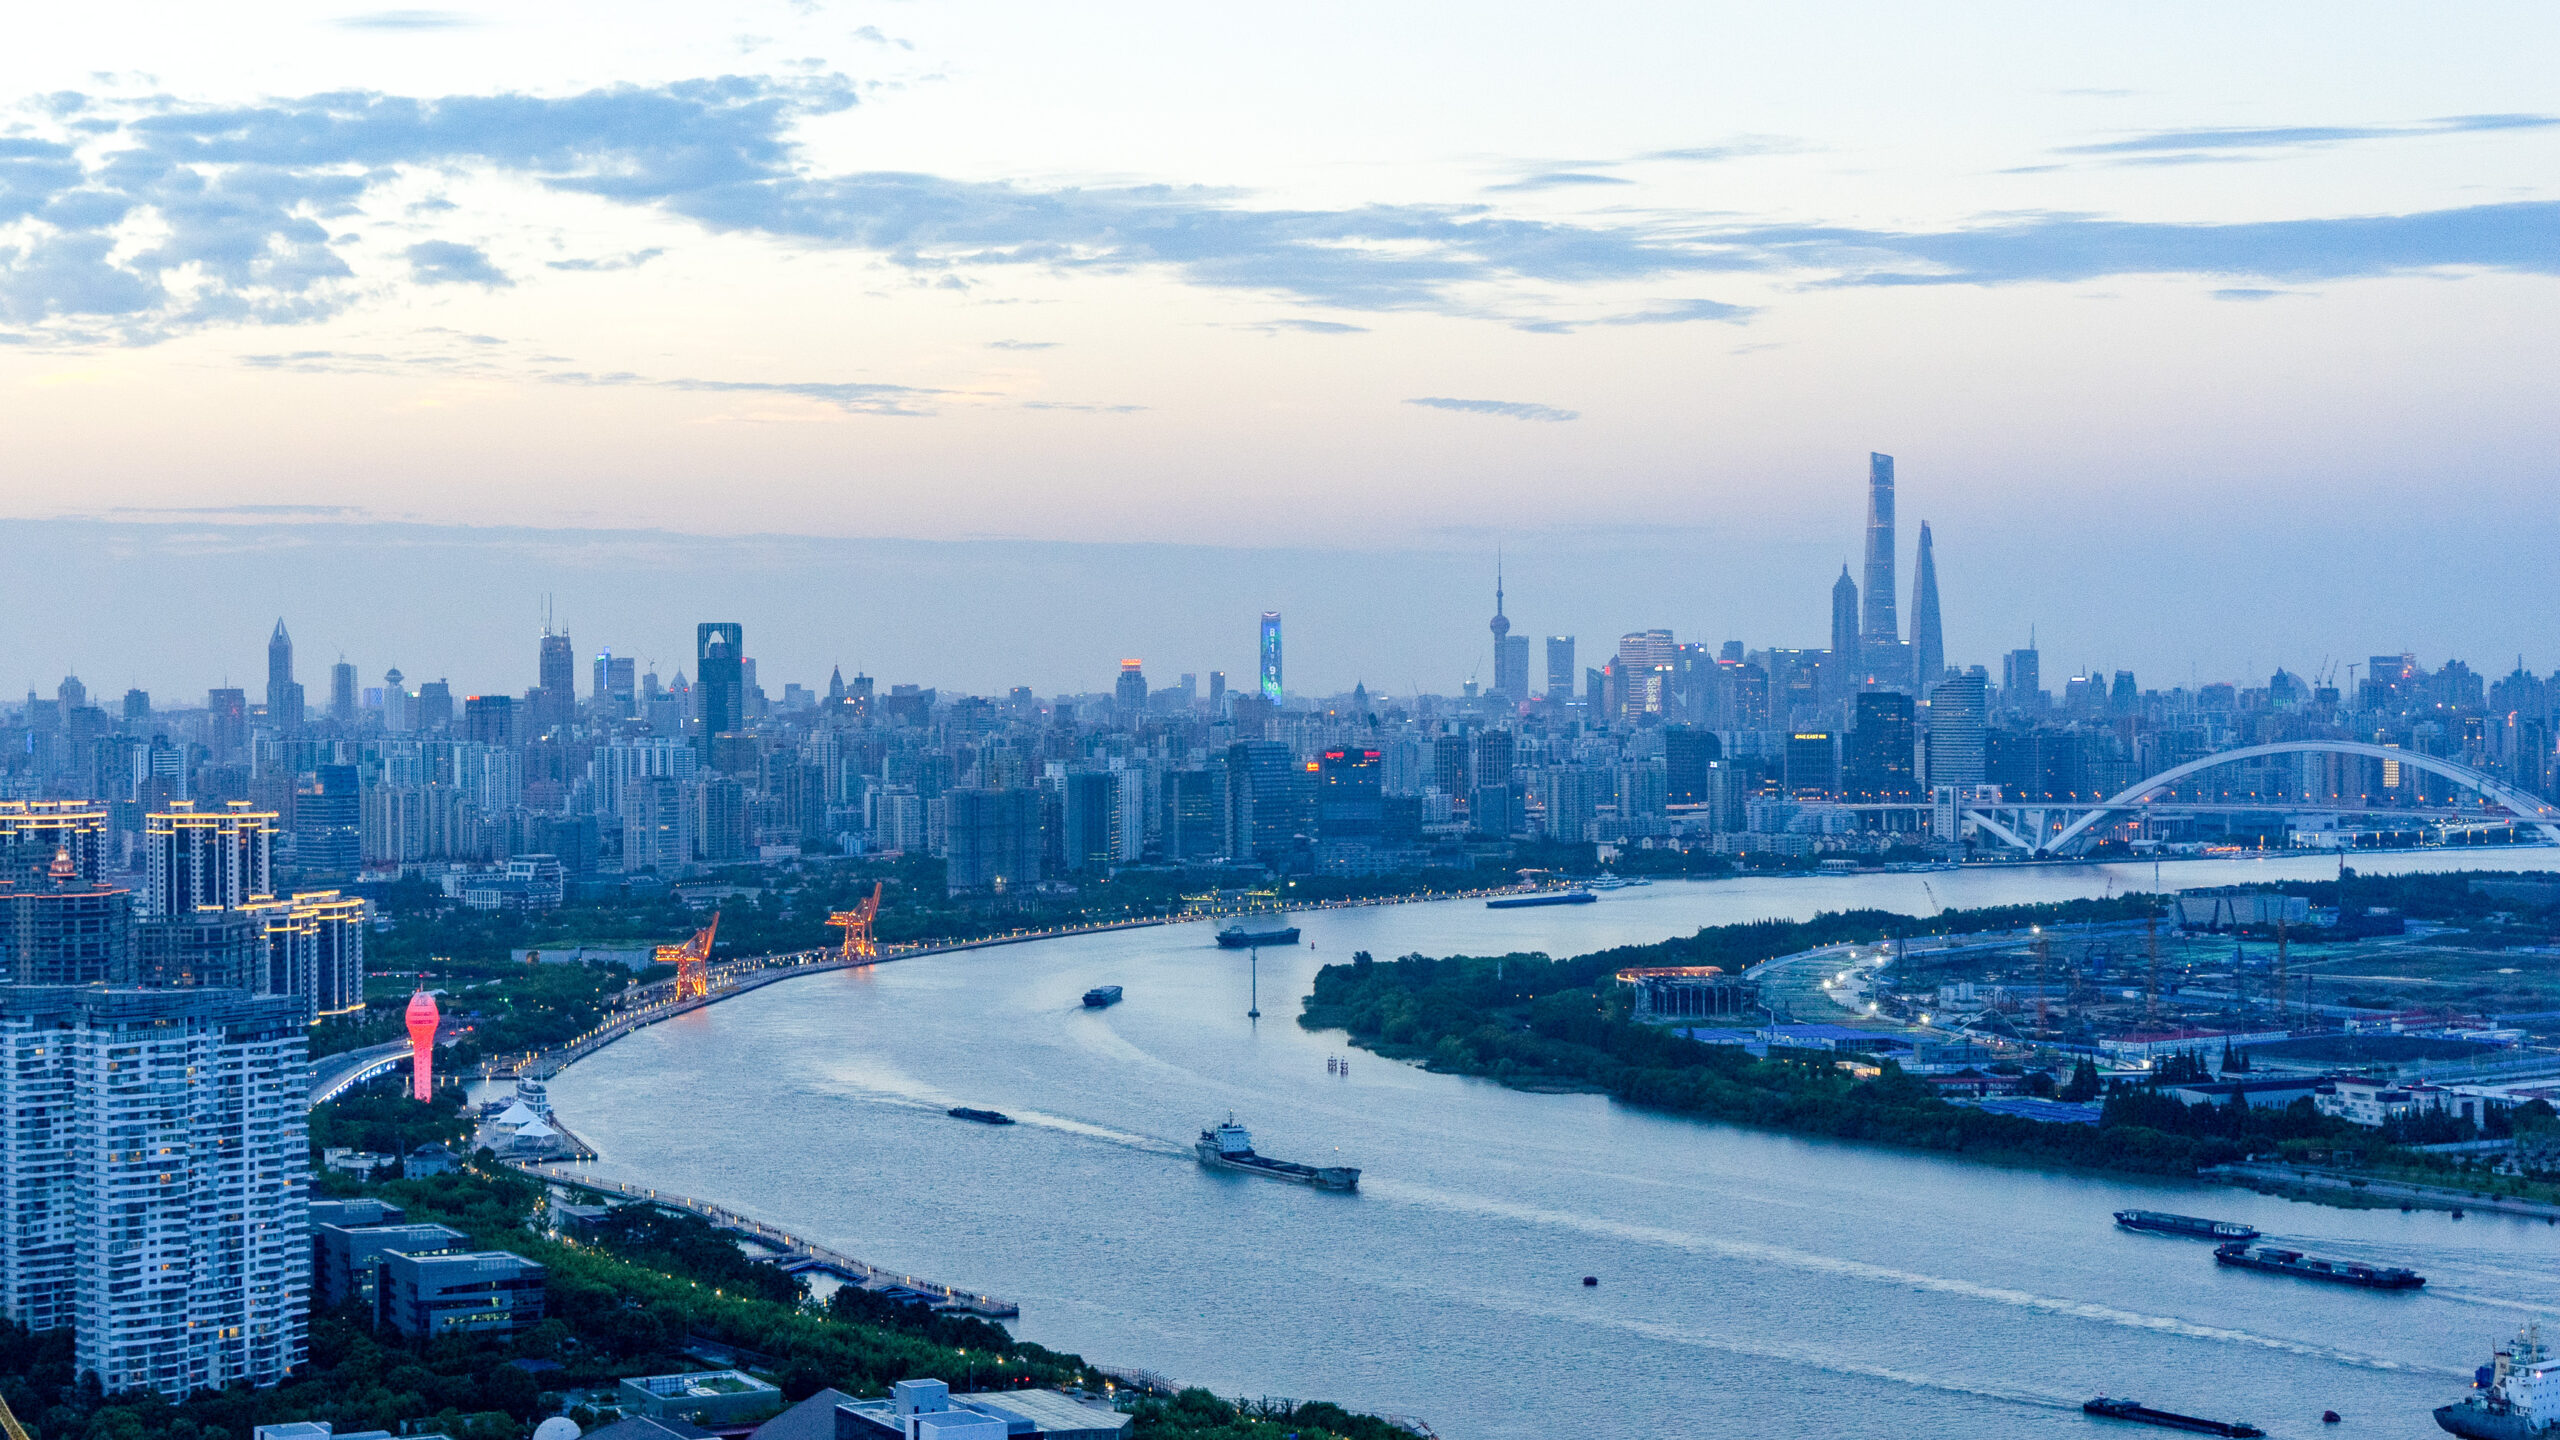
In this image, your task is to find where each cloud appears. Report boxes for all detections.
[545,248,665,272]
[849,25,913,50]
[1487,171,1635,193]
[1241,317,1369,335]
[334,9,479,29]
[985,339,1056,349]
[1019,400,1144,413]
[2210,287,2305,301]
[1515,296,1755,332]
[405,240,510,286]
[1639,137,1801,162]
[2059,113,2559,160]
[1406,396,1578,422]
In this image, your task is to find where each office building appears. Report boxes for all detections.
[1925,671,1989,786]
[0,986,308,1395]
[312,1219,464,1310]
[1662,727,1723,804]
[1058,772,1119,874]
[1785,732,1839,799]
[1222,740,1300,863]
[1829,566,1860,697]
[0,801,110,881]
[2002,644,2041,712]
[462,694,517,747]
[208,687,249,760]
[298,763,362,877]
[1861,452,1898,647]
[1315,748,1384,842]
[1847,692,1918,802]
[1161,768,1224,861]
[1545,636,1576,704]
[697,623,745,760]
[943,788,1044,893]
[1257,612,1283,701]
[328,662,357,724]
[414,679,454,733]
[1910,522,1944,695]
[1489,567,1530,703]
[144,801,277,918]
[1114,660,1147,714]
[379,1246,546,1339]
[622,775,693,873]
[693,775,751,863]
[267,620,303,732]
[838,1380,1130,1440]
[536,626,576,730]
[0,861,133,985]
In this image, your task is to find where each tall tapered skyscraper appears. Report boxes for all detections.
[1861,453,1897,645]
[1829,565,1860,698]
[1910,522,1944,697]
[265,620,302,730]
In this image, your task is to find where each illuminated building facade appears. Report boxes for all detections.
[0,801,110,881]
[143,801,276,919]
[1258,612,1282,701]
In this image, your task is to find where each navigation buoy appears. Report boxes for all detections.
[1582,1275,1598,1287]
[2452,1208,2466,1219]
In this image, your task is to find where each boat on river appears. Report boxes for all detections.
[2213,1241,2423,1290]
[1487,890,1596,910]
[1195,1117,1358,1191]
[947,1107,1015,1125]
[2114,1209,2258,1241]
[1216,920,1301,948]
[2083,1396,2264,1437]
[2438,1322,2560,1438]
[1082,985,1123,1008]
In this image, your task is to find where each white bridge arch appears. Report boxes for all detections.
[2034,740,2560,855]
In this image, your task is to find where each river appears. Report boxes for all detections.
[543,851,2560,1439]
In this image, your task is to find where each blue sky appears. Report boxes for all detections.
[0,3,2555,693]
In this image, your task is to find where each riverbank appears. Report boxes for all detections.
[2205,1162,2560,1220]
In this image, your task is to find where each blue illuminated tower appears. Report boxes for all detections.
[1259,612,1282,701]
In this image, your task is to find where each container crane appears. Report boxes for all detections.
[828,882,883,962]
[661,911,721,1001]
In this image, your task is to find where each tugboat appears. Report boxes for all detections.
[946,1107,1015,1125]
[2438,1322,2560,1438]
[2083,1397,2264,1437]
[1081,985,1123,1008]
[1216,919,1300,948]
[2213,1241,2424,1290]
[2115,1209,2259,1241]
[1194,1117,1358,1191]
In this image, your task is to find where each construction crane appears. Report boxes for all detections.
[660,911,721,1002]
[828,882,883,962]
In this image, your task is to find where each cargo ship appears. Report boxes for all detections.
[946,1107,1015,1125]
[2114,1209,2259,1241]
[2082,1397,2264,1437]
[1082,985,1123,1008]
[1195,1117,1358,1191]
[2438,1322,2559,1438]
[2213,1241,2423,1290]
[1216,920,1300,948]
[1486,890,1597,910]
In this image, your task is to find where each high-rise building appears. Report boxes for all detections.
[208,687,248,760]
[2002,644,2042,712]
[1259,612,1283,701]
[328,661,357,724]
[1848,692,1918,802]
[1924,671,1989,787]
[1545,636,1576,704]
[1115,660,1148,714]
[0,801,109,881]
[1862,453,1898,647]
[1059,772,1120,873]
[943,788,1045,893]
[1490,565,1530,703]
[0,861,134,985]
[0,986,308,1396]
[1161,768,1224,860]
[1829,566,1860,697]
[536,626,576,730]
[1785,732,1839,799]
[697,623,745,760]
[1662,726,1723,804]
[381,668,410,732]
[144,801,277,918]
[297,763,362,877]
[1910,522,1944,696]
[1315,748,1384,842]
[1222,740,1300,863]
[240,891,370,1021]
[265,620,302,731]
[414,679,454,733]
[620,775,692,872]
[462,694,517,747]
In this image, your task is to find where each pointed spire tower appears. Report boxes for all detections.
[1488,551,1529,702]
[1830,564,1861,699]
[1910,522,1944,696]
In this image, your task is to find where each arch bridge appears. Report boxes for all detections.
[2029,740,2560,855]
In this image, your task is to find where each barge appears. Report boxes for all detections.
[2114,1209,2258,1242]
[1195,1117,1358,1191]
[2213,1242,2423,1290]
[1216,921,1300,948]
[1486,890,1597,910]
[2083,1397,2264,1437]
[946,1107,1015,1125]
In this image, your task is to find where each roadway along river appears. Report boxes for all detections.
[545,852,2560,1440]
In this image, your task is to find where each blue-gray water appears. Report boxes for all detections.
[545,853,2560,1439]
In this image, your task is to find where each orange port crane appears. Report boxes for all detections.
[661,911,721,1001]
[828,883,883,962]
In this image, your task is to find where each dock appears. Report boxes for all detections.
[517,1161,1019,1319]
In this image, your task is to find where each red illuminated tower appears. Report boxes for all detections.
[405,990,440,1100]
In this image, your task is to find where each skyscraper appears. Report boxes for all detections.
[1861,453,1898,646]
[1829,565,1860,697]
[536,625,576,730]
[144,801,277,918]
[2003,642,2042,712]
[1115,660,1148,714]
[265,620,302,731]
[1848,691,1918,801]
[697,622,745,759]
[1545,636,1576,704]
[1925,671,1989,786]
[0,985,308,1395]
[1258,612,1283,701]
[328,661,357,723]
[1910,522,1944,696]
[1490,564,1530,702]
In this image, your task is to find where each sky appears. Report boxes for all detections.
[1,3,2556,697]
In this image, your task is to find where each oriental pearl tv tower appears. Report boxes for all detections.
[406,990,441,1100]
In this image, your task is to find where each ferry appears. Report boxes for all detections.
[946,1107,1015,1125]
[1081,985,1124,1008]
[2114,1209,2259,1242]
[2083,1397,2264,1437]
[2438,1322,2560,1438]
[1195,1117,1358,1191]
[1216,920,1301,948]
[1486,890,1597,910]
[2213,1241,2423,1290]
